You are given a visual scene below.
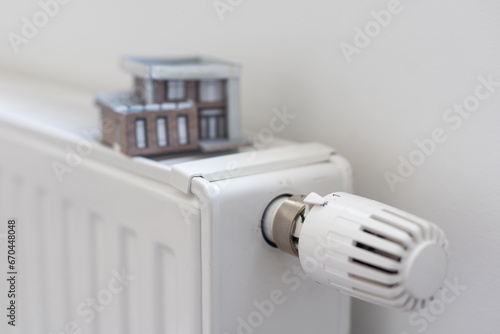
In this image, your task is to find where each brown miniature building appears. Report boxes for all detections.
[96,56,245,156]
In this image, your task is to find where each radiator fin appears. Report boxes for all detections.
[95,215,122,334]
[157,245,177,333]
[45,191,70,333]
[121,228,139,334]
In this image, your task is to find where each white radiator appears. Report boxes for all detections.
[0,73,352,334]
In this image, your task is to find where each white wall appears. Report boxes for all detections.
[2,0,500,333]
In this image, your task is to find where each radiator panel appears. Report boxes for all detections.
[0,111,352,334]
[0,122,202,334]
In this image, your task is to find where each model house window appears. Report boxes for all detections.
[115,120,121,146]
[156,117,168,147]
[199,109,225,140]
[135,119,147,149]
[177,115,189,145]
[199,80,223,103]
[167,80,185,101]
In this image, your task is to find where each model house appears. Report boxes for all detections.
[96,56,245,156]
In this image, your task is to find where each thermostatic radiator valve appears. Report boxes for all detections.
[262,192,449,311]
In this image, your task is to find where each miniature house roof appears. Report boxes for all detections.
[121,56,241,80]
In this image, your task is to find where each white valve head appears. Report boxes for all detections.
[262,192,449,311]
[299,192,449,311]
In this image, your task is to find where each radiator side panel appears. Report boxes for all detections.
[194,156,352,334]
